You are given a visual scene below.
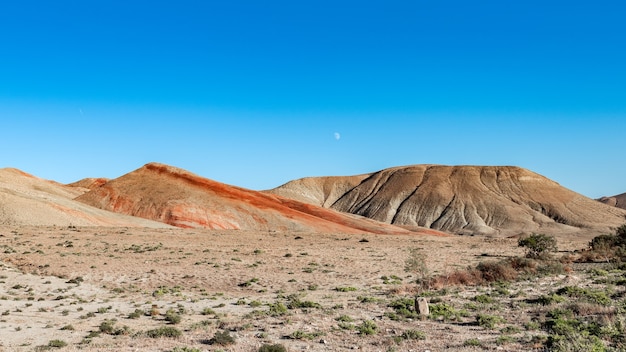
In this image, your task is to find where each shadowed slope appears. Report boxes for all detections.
[269,165,626,236]
[75,163,443,235]
[0,168,170,227]
[598,192,626,210]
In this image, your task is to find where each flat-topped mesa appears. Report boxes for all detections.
[75,163,445,235]
[268,165,626,236]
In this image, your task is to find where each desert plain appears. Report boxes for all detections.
[1,164,625,351]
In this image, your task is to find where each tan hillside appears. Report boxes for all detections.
[268,165,626,236]
[75,163,445,235]
[0,168,170,227]
[68,177,109,190]
[598,192,626,210]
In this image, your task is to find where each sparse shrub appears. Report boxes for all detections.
[99,319,130,336]
[476,260,518,282]
[336,315,354,322]
[387,297,417,320]
[525,321,541,330]
[201,307,216,316]
[430,303,466,321]
[476,314,503,329]
[171,347,201,352]
[335,286,357,292]
[464,338,482,346]
[357,320,378,335]
[405,248,430,289]
[556,286,611,306]
[96,306,111,314]
[496,335,515,345]
[146,326,182,338]
[500,325,521,334]
[128,309,144,319]
[290,330,323,340]
[518,234,558,258]
[534,293,566,305]
[165,308,182,324]
[287,297,321,310]
[99,320,116,334]
[210,330,235,345]
[268,302,288,316]
[473,294,494,304]
[401,329,426,340]
[48,339,67,348]
[258,344,287,352]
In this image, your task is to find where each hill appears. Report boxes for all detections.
[598,192,626,210]
[75,163,443,235]
[268,165,626,236]
[0,168,169,227]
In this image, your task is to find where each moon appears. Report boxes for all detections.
[334,132,341,140]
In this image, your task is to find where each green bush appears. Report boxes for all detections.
[556,286,611,306]
[357,320,378,335]
[476,314,503,329]
[268,302,288,316]
[211,330,235,345]
[128,309,144,319]
[165,308,182,324]
[146,326,182,338]
[429,303,466,321]
[258,344,287,352]
[518,234,557,258]
[401,329,426,340]
[48,340,67,348]
[464,338,482,346]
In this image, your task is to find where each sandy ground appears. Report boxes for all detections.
[0,226,596,351]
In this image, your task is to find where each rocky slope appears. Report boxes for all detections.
[75,163,444,235]
[598,192,626,210]
[268,165,626,236]
[0,168,169,227]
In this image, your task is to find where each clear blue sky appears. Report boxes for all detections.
[1,1,624,198]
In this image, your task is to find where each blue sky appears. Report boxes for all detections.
[1,1,624,198]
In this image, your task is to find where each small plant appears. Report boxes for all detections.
[335,286,357,292]
[201,307,217,316]
[290,330,324,340]
[476,314,503,329]
[464,338,482,347]
[210,330,235,345]
[336,315,354,322]
[258,344,287,352]
[405,248,430,289]
[128,309,144,319]
[287,297,321,310]
[401,329,426,340]
[146,326,182,338]
[268,302,288,316]
[473,294,494,304]
[99,320,117,334]
[48,339,68,348]
[429,303,466,321]
[518,234,557,258]
[165,308,182,324]
[171,347,201,352]
[357,320,378,335]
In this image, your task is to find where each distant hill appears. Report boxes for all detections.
[267,165,626,236]
[0,168,168,227]
[75,163,444,235]
[597,192,626,210]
